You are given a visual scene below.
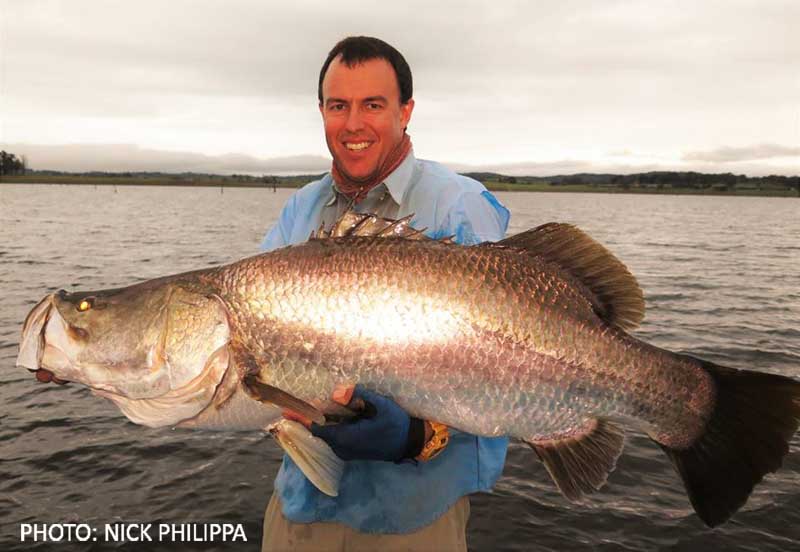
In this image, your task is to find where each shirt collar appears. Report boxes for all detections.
[326,148,416,207]
[382,147,416,205]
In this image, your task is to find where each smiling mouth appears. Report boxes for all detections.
[344,142,372,151]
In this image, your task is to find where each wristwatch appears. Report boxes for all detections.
[415,421,450,462]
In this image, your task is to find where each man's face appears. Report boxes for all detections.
[320,56,414,182]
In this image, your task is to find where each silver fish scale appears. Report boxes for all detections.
[209,237,714,446]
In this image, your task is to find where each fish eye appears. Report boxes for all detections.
[77,297,95,312]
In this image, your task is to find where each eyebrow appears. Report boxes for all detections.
[324,96,389,107]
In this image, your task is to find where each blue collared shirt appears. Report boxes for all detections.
[260,151,510,534]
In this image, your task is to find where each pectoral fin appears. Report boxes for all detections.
[243,375,325,425]
[268,419,344,497]
[526,418,625,501]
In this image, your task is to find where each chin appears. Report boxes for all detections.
[338,163,378,182]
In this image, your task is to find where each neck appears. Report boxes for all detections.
[332,134,412,203]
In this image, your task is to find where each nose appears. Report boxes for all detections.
[344,106,364,133]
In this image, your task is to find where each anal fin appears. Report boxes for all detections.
[268,419,344,497]
[526,418,625,501]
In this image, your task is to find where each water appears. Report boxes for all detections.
[1,185,799,551]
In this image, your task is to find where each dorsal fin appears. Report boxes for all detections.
[331,211,372,237]
[498,223,644,330]
[315,210,431,241]
[375,214,419,238]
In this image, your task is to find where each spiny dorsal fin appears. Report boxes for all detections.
[331,211,371,237]
[350,214,389,237]
[375,214,420,238]
[316,210,432,241]
[527,418,625,501]
[498,223,644,330]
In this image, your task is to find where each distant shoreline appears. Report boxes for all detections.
[1,174,798,197]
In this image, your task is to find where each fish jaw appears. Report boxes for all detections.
[17,294,54,372]
[17,294,72,385]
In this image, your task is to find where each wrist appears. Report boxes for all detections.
[423,420,434,443]
[403,417,427,459]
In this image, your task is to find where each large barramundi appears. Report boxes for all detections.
[16,212,800,527]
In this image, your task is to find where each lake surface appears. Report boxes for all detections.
[1,185,799,551]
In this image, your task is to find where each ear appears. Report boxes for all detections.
[400,98,415,130]
[318,101,324,118]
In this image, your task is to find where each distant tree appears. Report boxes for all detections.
[0,150,25,176]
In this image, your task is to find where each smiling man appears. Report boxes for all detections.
[260,36,510,551]
[321,52,413,196]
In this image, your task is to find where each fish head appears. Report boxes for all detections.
[17,278,234,427]
[18,286,168,394]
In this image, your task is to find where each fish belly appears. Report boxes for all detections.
[178,387,283,431]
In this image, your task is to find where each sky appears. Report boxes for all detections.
[1,0,798,176]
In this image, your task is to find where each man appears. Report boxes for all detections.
[260,36,510,551]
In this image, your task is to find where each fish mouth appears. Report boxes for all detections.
[18,294,75,386]
[18,294,54,372]
[30,367,70,385]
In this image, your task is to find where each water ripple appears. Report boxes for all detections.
[1,187,799,551]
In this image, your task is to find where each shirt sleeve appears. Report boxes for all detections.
[259,192,298,252]
[439,190,510,245]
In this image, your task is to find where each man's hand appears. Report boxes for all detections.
[303,385,425,462]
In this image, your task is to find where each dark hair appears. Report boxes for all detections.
[318,36,413,105]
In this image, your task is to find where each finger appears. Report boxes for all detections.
[310,422,334,441]
[351,388,389,409]
[344,388,382,419]
[332,384,355,406]
[282,409,313,428]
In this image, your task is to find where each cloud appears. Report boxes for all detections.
[447,158,799,178]
[3,142,796,177]
[682,144,800,163]
[448,159,596,175]
[2,143,330,175]
[2,2,798,176]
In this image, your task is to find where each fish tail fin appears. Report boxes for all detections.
[658,358,800,527]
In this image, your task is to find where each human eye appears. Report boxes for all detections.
[327,102,346,112]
